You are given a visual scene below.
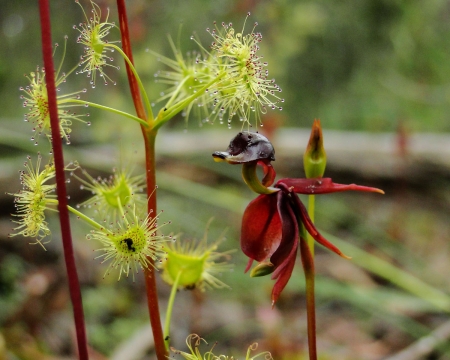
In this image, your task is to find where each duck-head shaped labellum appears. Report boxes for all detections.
[212,132,275,164]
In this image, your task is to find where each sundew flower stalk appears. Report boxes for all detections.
[38,0,88,358]
[115,0,166,358]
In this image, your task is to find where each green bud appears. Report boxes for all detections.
[102,174,132,208]
[303,119,327,178]
[160,233,233,291]
[250,261,275,277]
[163,249,208,289]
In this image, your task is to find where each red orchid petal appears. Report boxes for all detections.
[240,193,282,262]
[259,161,276,187]
[292,194,351,259]
[244,258,254,273]
[277,178,384,195]
[271,247,297,307]
[269,192,299,306]
[272,235,298,280]
[270,192,299,279]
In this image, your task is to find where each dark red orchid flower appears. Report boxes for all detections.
[213,132,383,305]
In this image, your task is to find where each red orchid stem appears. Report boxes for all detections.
[279,182,317,360]
[38,1,89,359]
[300,235,317,360]
[115,1,167,359]
[307,195,316,256]
[306,192,317,360]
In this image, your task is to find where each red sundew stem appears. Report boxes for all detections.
[38,1,89,359]
[116,0,149,123]
[115,1,167,359]
[142,130,167,360]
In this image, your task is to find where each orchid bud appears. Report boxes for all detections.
[250,262,275,277]
[303,119,327,178]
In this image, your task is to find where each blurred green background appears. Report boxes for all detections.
[1,0,450,359]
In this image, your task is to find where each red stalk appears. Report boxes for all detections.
[115,1,167,359]
[38,0,89,358]
[115,0,147,121]
[299,236,317,360]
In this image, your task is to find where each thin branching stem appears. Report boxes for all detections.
[66,99,149,127]
[105,43,153,120]
[153,71,226,130]
[47,199,106,232]
[115,1,167,358]
[164,271,182,350]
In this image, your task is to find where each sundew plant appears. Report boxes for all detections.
[8,1,386,359]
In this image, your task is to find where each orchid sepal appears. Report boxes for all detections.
[277,177,384,195]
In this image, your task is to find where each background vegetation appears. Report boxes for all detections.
[1,0,450,359]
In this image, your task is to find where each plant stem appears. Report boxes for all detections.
[115,1,167,358]
[164,271,182,350]
[153,72,226,130]
[105,43,153,119]
[142,129,167,360]
[304,194,317,360]
[300,235,317,360]
[307,195,315,256]
[65,99,149,127]
[47,199,106,232]
[38,1,89,359]
[163,75,190,109]
[69,206,106,232]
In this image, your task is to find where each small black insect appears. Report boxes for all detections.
[123,238,136,252]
